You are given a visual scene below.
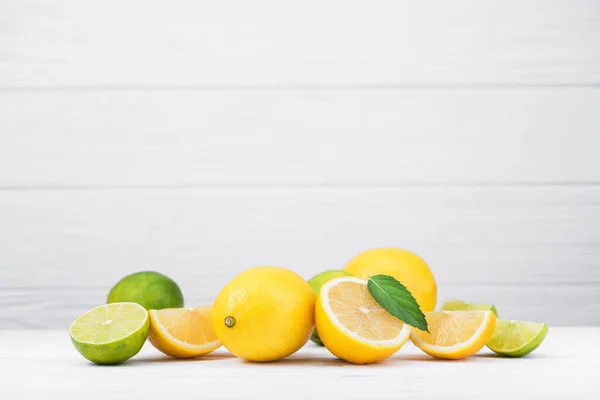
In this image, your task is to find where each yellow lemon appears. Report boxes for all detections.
[344,248,437,311]
[410,310,496,359]
[315,276,412,364]
[212,266,315,362]
[148,305,221,358]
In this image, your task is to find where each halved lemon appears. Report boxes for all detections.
[148,305,221,358]
[315,276,411,364]
[410,310,496,359]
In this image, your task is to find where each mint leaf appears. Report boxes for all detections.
[367,275,429,332]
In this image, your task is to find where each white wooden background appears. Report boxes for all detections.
[1,0,599,328]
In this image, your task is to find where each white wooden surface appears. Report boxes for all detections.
[1,89,600,186]
[0,329,598,399]
[1,0,599,86]
[1,1,599,328]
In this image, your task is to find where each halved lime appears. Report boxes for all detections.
[486,319,548,357]
[441,299,498,317]
[69,302,149,365]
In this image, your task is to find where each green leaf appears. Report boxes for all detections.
[367,275,429,332]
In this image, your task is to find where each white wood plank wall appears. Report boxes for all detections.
[1,0,599,328]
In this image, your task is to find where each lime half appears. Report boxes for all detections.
[69,302,149,365]
[441,299,498,317]
[486,319,548,357]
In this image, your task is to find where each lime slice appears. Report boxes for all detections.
[486,319,548,357]
[441,299,498,317]
[69,302,149,365]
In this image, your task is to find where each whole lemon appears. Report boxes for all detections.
[212,266,316,362]
[343,248,437,311]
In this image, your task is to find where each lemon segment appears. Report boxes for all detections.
[410,310,496,360]
[315,276,411,364]
[148,305,221,358]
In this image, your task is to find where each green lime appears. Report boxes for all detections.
[486,319,548,357]
[69,302,149,365]
[441,299,498,317]
[107,271,184,310]
[307,270,352,346]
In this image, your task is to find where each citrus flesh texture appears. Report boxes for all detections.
[486,319,548,357]
[344,248,437,311]
[69,302,149,365]
[315,276,411,364]
[307,270,352,345]
[410,310,496,360]
[442,299,498,317]
[212,266,316,362]
[148,305,221,358]
[107,271,184,310]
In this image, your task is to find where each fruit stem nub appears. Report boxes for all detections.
[225,316,236,328]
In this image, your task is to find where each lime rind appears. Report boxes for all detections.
[486,319,548,357]
[441,299,498,317]
[310,331,324,346]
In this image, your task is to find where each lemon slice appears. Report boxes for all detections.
[315,276,411,364]
[487,319,548,357]
[410,310,496,359]
[148,305,221,358]
[69,302,149,365]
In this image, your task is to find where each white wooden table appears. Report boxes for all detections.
[1,328,598,399]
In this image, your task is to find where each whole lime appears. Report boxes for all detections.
[307,270,351,345]
[107,271,184,310]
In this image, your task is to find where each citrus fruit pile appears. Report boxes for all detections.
[68,247,548,365]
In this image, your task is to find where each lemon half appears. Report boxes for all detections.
[315,276,411,364]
